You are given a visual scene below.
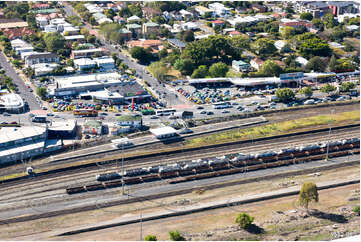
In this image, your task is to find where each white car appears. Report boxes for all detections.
[304,99,315,105]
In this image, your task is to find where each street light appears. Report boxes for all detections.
[325,109,335,161]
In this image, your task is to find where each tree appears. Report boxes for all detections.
[298,37,332,58]
[340,82,355,92]
[169,230,185,241]
[174,58,194,75]
[281,26,295,39]
[36,87,47,100]
[299,182,319,210]
[87,35,96,44]
[209,62,229,77]
[276,88,295,102]
[299,86,313,98]
[328,55,338,71]
[252,38,277,57]
[148,61,169,81]
[144,235,157,241]
[353,205,360,216]
[300,12,313,21]
[130,47,152,64]
[323,13,338,29]
[183,30,195,42]
[305,56,326,72]
[321,84,337,95]
[311,18,324,30]
[235,213,254,229]
[191,65,209,78]
[43,33,65,52]
[258,60,282,77]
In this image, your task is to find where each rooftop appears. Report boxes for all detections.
[116,115,142,122]
[150,126,177,136]
[0,126,46,145]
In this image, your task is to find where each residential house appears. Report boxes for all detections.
[43,24,57,33]
[274,40,286,51]
[126,23,142,37]
[31,3,50,10]
[142,7,161,19]
[25,52,59,67]
[74,58,96,71]
[94,56,115,70]
[346,25,360,31]
[223,28,235,34]
[84,3,103,14]
[82,120,103,135]
[1,27,35,40]
[252,4,266,13]
[250,58,265,70]
[35,16,48,28]
[71,48,106,59]
[181,22,199,31]
[167,38,186,51]
[274,60,286,69]
[127,39,163,53]
[279,18,313,31]
[119,28,132,40]
[127,15,141,23]
[194,6,214,17]
[208,2,230,17]
[142,22,160,37]
[10,39,34,55]
[62,26,80,36]
[295,56,309,67]
[211,20,225,28]
[64,35,85,44]
[179,9,193,20]
[0,18,28,29]
[31,63,59,76]
[229,31,241,37]
[0,11,4,19]
[98,18,113,25]
[113,16,125,24]
[232,60,251,72]
[337,13,360,23]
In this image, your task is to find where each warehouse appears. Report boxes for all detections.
[150,126,177,139]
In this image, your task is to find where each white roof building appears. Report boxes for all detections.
[274,40,286,50]
[150,126,177,139]
[127,15,141,22]
[0,93,25,111]
[295,56,309,67]
[98,18,113,24]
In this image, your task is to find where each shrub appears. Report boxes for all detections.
[235,213,254,229]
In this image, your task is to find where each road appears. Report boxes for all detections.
[0,51,40,111]
[62,3,185,107]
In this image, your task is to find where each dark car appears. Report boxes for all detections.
[207,111,214,115]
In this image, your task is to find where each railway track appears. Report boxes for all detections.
[0,130,359,206]
[0,127,359,196]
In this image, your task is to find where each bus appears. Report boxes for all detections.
[73,109,98,117]
[32,115,47,123]
[213,101,232,109]
[156,109,176,116]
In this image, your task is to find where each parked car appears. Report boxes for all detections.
[207,111,214,115]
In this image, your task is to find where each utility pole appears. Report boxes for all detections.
[325,109,335,161]
[139,212,143,241]
[121,140,125,194]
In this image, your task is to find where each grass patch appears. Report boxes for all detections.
[299,233,332,241]
[186,110,360,147]
[0,172,26,182]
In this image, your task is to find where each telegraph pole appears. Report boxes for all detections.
[139,212,143,241]
[122,140,125,194]
[325,109,335,161]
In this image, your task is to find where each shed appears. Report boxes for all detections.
[173,111,193,119]
[150,126,177,139]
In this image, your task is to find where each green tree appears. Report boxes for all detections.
[191,65,209,78]
[299,86,313,98]
[235,213,254,229]
[298,37,332,58]
[130,47,152,64]
[321,84,337,95]
[87,35,96,44]
[183,30,195,42]
[144,235,157,241]
[209,62,229,77]
[36,87,47,100]
[340,82,356,92]
[174,58,194,75]
[328,55,338,71]
[299,182,319,210]
[43,33,65,52]
[169,230,185,241]
[323,13,338,29]
[148,61,169,81]
[230,35,250,56]
[275,88,295,102]
[258,60,282,77]
[281,26,296,39]
[305,56,326,72]
[311,18,324,30]
[344,42,354,52]
[300,12,313,21]
[353,205,360,216]
[252,38,277,57]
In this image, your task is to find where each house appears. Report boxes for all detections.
[35,16,48,28]
[127,15,141,23]
[250,58,265,70]
[181,22,199,31]
[194,6,214,17]
[113,16,125,24]
[25,52,59,67]
[10,39,34,55]
[73,58,96,71]
[71,48,106,59]
[223,28,235,34]
[119,28,132,40]
[0,11,5,19]
[98,18,113,25]
[167,38,186,51]
[0,18,28,29]
[179,9,193,20]
[142,7,162,19]
[328,1,358,16]
[31,63,59,76]
[274,40,286,51]
[229,31,241,37]
[208,2,230,17]
[127,40,163,53]
[32,3,50,10]
[126,23,142,37]
[116,115,142,128]
[232,60,251,72]
[82,120,103,135]
[211,20,225,28]
[252,4,266,13]
[92,12,107,22]
[295,56,309,67]
[64,35,85,43]
[1,27,35,40]
[346,25,360,31]
[94,56,115,70]
[274,60,286,68]
[142,22,160,36]
[338,13,360,23]
[279,18,313,31]
[62,26,80,36]
[43,24,57,33]
[294,1,330,18]
[84,3,103,14]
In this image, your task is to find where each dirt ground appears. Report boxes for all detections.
[1,165,359,241]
